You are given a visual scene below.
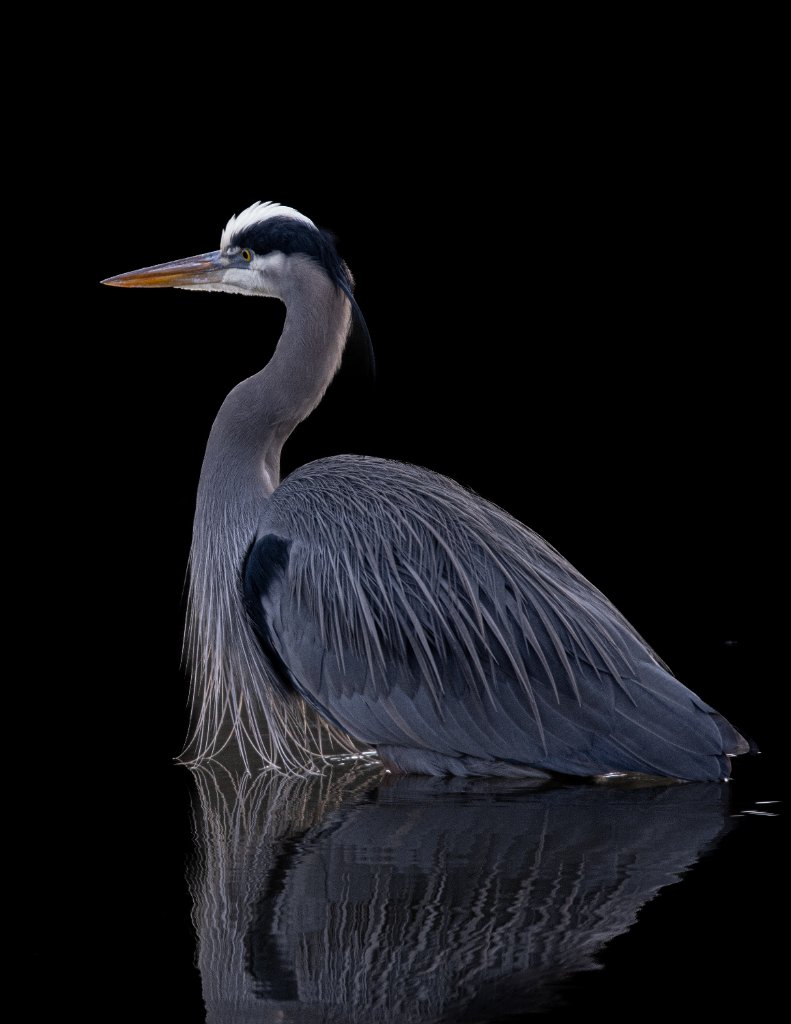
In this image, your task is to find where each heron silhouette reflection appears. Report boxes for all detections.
[189,765,730,1023]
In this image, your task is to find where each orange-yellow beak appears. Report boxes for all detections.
[102,250,224,288]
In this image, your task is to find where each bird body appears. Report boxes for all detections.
[246,454,744,780]
[104,201,748,780]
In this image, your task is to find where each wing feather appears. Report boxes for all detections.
[244,455,744,780]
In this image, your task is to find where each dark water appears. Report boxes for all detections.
[100,754,780,1023]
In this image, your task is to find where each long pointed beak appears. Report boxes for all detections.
[102,250,224,288]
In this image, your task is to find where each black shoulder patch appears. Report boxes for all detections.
[242,535,351,732]
[243,534,292,620]
[243,535,294,692]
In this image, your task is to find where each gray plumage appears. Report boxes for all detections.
[103,201,748,780]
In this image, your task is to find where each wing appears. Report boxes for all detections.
[245,456,747,780]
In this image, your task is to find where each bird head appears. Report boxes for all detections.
[102,201,354,300]
[103,200,374,374]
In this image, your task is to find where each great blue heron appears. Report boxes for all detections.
[104,201,748,780]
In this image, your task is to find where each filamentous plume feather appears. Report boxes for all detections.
[182,479,358,771]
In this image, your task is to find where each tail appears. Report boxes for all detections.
[710,711,754,760]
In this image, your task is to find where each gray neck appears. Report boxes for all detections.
[198,261,353,503]
[183,260,354,768]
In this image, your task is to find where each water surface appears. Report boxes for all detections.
[186,762,764,1022]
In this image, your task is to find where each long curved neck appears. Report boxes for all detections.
[200,262,352,502]
[183,263,352,767]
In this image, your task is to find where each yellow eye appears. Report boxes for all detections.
[241,248,253,262]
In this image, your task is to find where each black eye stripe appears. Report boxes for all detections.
[230,217,348,290]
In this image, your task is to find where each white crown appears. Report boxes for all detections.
[221,201,315,250]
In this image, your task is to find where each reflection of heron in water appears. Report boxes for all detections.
[189,766,731,1023]
[105,202,747,780]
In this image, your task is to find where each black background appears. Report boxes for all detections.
[71,31,783,1022]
